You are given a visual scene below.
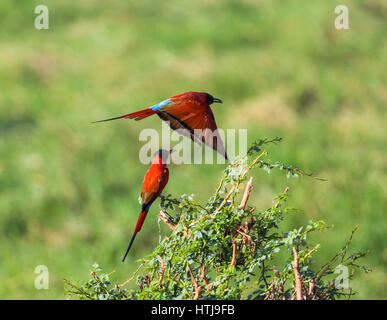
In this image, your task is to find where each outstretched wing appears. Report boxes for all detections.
[157,102,228,160]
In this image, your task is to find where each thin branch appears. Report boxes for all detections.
[316,265,331,282]
[174,278,194,300]
[272,266,285,299]
[200,264,211,294]
[187,263,202,300]
[320,281,335,300]
[119,262,145,287]
[239,177,254,210]
[236,228,252,241]
[211,176,225,204]
[308,280,316,300]
[144,275,151,287]
[292,246,304,300]
[158,210,176,230]
[274,186,289,208]
[229,240,237,270]
[64,279,96,300]
[158,256,165,284]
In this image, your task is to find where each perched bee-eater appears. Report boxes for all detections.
[122,149,173,262]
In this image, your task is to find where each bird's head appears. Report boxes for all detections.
[153,149,175,164]
[204,92,223,105]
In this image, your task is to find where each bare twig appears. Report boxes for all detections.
[236,228,252,241]
[119,262,145,287]
[316,265,331,282]
[194,287,203,299]
[239,177,253,210]
[308,280,316,299]
[187,263,202,300]
[158,210,176,230]
[292,246,304,300]
[200,264,211,294]
[229,240,237,270]
[274,186,289,208]
[247,215,256,230]
[64,279,96,300]
[272,266,285,298]
[320,281,335,300]
[158,256,165,283]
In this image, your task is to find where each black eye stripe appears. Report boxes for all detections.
[205,93,214,105]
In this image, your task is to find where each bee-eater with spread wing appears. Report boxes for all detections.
[93,91,228,160]
[122,149,173,262]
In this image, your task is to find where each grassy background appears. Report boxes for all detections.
[0,0,386,299]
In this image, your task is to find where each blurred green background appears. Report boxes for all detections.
[0,0,385,299]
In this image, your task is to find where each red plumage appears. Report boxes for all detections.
[122,150,170,262]
[124,108,157,121]
[133,210,148,235]
[94,92,228,160]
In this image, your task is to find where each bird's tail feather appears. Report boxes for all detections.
[129,109,157,121]
[134,210,148,234]
[122,210,149,262]
[92,108,156,123]
[122,233,137,262]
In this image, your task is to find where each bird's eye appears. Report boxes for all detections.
[205,93,214,105]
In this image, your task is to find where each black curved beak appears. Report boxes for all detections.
[213,98,223,104]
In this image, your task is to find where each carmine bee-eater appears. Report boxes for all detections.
[122,149,173,262]
[93,91,228,160]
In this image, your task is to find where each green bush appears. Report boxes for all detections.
[65,140,369,300]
